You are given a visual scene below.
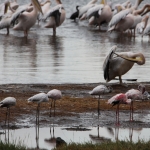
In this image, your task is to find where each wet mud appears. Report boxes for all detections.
[0,82,150,129]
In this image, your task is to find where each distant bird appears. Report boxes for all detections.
[70,5,79,21]
[11,0,43,37]
[42,0,66,35]
[0,97,16,125]
[125,84,146,121]
[28,93,49,124]
[103,45,145,84]
[89,85,112,117]
[108,93,131,125]
[47,89,62,117]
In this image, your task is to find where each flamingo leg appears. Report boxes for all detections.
[54,100,56,117]
[6,27,9,35]
[98,95,100,118]
[50,99,53,117]
[116,104,120,126]
[5,107,8,125]
[119,76,122,84]
[132,101,133,121]
[38,103,40,125]
[8,108,10,126]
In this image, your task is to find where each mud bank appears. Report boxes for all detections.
[0,82,150,129]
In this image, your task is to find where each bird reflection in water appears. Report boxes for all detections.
[89,125,111,143]
[35,123,39,150]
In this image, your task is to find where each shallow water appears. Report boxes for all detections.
[0,126,150,149]
[0,0,150,84]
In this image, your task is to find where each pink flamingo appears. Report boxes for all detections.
[47,89,62,117]
[108,93,131,125]
[125,84,145,121]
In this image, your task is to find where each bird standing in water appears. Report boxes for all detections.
[28,92,49,124]
[0,97,16,125]
[47,89,62,117]
[89,85,112,118]
[125,84,146,121]
[108,93,131,125]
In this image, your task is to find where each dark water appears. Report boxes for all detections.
[0,0,150,84]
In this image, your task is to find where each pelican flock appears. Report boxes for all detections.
[0,0,150,131]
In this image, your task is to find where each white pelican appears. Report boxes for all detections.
[42,0,66,35]
[11,0,43,37]
[136,14,149,35]
[28,93,49,124]
[0,1,15,35]
[0,97,16,125]
[108,0,144,33]
[89,0,113,30]
[89,85,112,117]
[103,45,145,84]
[143,20,150,40]
[47,89,62,117]
[38,0,51,24]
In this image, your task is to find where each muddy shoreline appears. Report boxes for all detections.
[0,82,150,129]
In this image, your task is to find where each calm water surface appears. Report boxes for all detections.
[1,126,150,149]
[0,0,150,84]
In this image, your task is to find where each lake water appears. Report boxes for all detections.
[1,126,150,149]
[0,0,150,84]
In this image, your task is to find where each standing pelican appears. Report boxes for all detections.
[0,97,16,125]
[0,1,15,35]
[28,93,49,124]
[42,0,66,35]
[11,0,43,37]
[103,45,145,84]
[136,14,149,35]
[89,85,112,118]
[125,84,145,121]
[47,89,62,117]
[108,93,131,125]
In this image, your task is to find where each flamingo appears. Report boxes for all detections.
[28,92,49,124]
[103,45,145,84]
[125,84,146,121]
[0,97,16,125]
[89,85,112,117]
[42,0,66,35]
[108,93,131,125]
[10,0,43,37]
[47,89,62,117]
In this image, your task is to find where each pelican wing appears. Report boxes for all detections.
[109,9,131,27]
[87,0,97,5]
[79,4,95,18]
[86,5,104,19]
[103,45,117,81]
[42,4,62,21]
[10,7,27,25]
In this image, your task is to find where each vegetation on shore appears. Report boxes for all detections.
[54,140,150,150]
[0,141,26,150]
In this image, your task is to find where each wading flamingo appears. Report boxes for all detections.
[0,97,16,125]
[47,89,62,117]
[108,93,131,125]
[89,85,112,118]
[125,84,146,121]
[28,92,49,124]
